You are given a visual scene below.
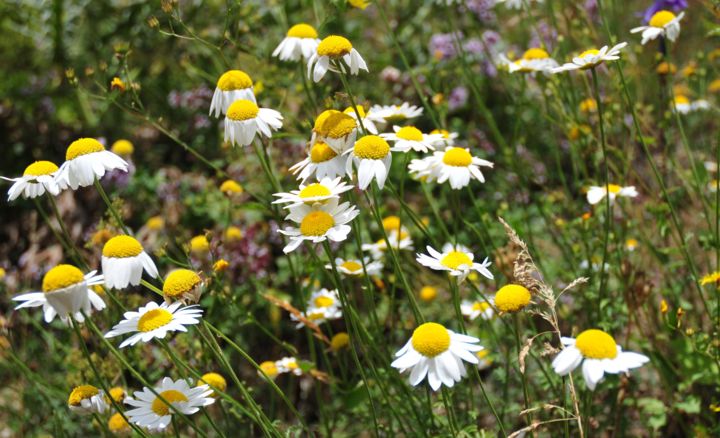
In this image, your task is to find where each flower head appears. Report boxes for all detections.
[409,146,493,189]
[631,10,684,45]
[273,23,321,62]
[278,202,360,253]
[55,138,128,190]
[163,269,203,302]
[381,125,444,153]
[68,384,109,414]
[272,177,353,209]
[586,184,638,205]
[346,135,392,190]
[210,70,255,117]
[102,235,159,289]
[105,301,203,348]
[461,299,495,320]
[416,243,494,283]
[552,42,628,73]
[494,284,531,313]
[2,160,61,201]
[224,99,283,146]
[307,35,368,82]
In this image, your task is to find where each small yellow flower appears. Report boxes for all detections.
[213,259,230,273]
[146,215,164,230]
[625,238,638,251]
[581,212,592,221]
[331,332,350,350]
[348,0,369,9]
[710,403,720,413]
[494,284,531,313]
[111,139,134,156]
[108,412,130,434]
[259,361,279,379]
[700,272,720,286]
[190,235,210,254]
[419,286,438,302]
[655,62,676,75]
[0,267,6,280]
[198,372,227,396]
[709,79,720,94]
[579,98,597,114]
[91,229,114,247]
[660,299,668,314]
[219,179,243,195]
[681,62,696,78]
[110,77,126,91]
[225,226,243,242]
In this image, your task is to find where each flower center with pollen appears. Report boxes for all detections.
[606,184,622,194]
[314,295,335,307]
[216,70,253,91]
[649,10,676,28]
[523,48,550,60]
[226,99,259,121]
[287,23,318,38]
[341,260,362,272]
[103,235,143,258]
[163,269,201,298]
[579,49,600,58]
[354,135,390,160]
[316,111,356,139]
[411,322,451,357]
[299,183,331,201]
[66,138,105,160]
[300,211,335,236]
[43,264,85,292]
[494,284,532,313]
[151,390,188,416]
[68,385,100,406]
[317,35,352,58]
[396,126,424,141]
[24,161,59,176]
[310,142,337,163]
[574,329,618,359]
[440,251,473,269]
[442,147,472,167]
[137,308,173,332]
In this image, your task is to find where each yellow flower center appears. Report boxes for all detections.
[68,385,99,406]
[111,139,134,155]
[523,48,550,60]
[341,260,363,272]
[226,99,259,121]
[396,126,424,141]
[66,138,105,160]
[287,23,318,39]
[300,211,335,236]
[382,216,402,233]
[344,105,367,118]
[310,142,338,163]
[147,216,164,230]
[606,184,622,194]
[190,235,210,253]
[23,161,59,177]
[315,110,357,139]
[109,387,126,402]
[102,235,143,258]
[331,332,350,350]
[579,49,600,58]
[354,135,390,160]
[314,295,335,307]
[260,361,278,377]
[411,322,451,357]
[151,390,188,416]
[440,251,473,269]
[579,98,597,113]
[137,308,173,332]
[307,311,325,320]
[419,286,437,302]
[700,272,720,285]
[220,180,243,194]
[674,95,690,105]
[317,35,352,58]
[442,147,472,167]
[494,284,531,313]
[299,183,332,200]
[198,372,227,392]
[574,329,618,359]
[216,70,253,91]
[43,264,84,292]
[225,226,243,242]
[108,413,130,432]
[472,301,491,312]
[649,10,676,28]
[430,129,450,139]
[163,269,201,297]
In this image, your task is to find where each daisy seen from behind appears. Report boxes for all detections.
[224,99,283,147]
[55,138,128,190]
[2,160,61,201]
[68,385,109,415]
[631,10,684,45]
[278,201,360,253]
[104,301,203,348]
[552,42,628,73]
[307,35,367,82]
[416,243,494,283]
[209,70,255,117]
[586,184,638,205]
[272,23,321,62]
[381,125,444,153]
[345,135,392,190]
[102,235,159,289]
[409,146,493,190]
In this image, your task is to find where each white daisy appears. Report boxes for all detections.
[2,160,61,201]
[381,125,444,153]
[272,23,321,62]
[504,48,559,74]
[68,385,109,415]
[326,257,383,276]
[345,135,392,190]
[428,129,459,148]
[552,42,628,73]
[13,264,106,324]
[272,177,353,209]
[289,140,349,182]
[344,105,379,134]
[673,95,709,114]
[586,184,638,205]
[124,377,215,431]
[409,146,493,190]
[291,304,343,328]
[416,243,494,283]
[104,301,203,348]
[102,235,159,290]
[55,138,128,190]
[311,110,358,154]
[224,99,283,147]
[631,10,684,45]
[209,70,256,118]
[391,322,483,391]
[278,201,360,253]
[275,357,303,376]
[461,299,495,321]
[307,35,367,82]
[367,103,423,125]
[551,329,649,390]
[362,230,414,260]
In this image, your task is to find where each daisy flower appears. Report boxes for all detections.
[209,70,255,117]
[362,230,414,260]
[197,373,227,397]
[55,138,128,190]
[409,146,493,190]
[345,135,392,190]
[13,264,106,323]
[367,103,423,125]
[108,413,131,434]
[291,305,343,328]
[494,284,532,313]
[104,301,203,348]
[551,329,650,390]
[224,99,283,147]
[289,141,348,182]
[272,23,320,62]
[124,377,215,432]
[672,95,708,114]
[111,139,134,157]
[68,385,109,415]
[344,105,379,134]
[259,361,280,379]
[416,243,494,283]
[505,48,559,74]
[307,35,367,82]
[331,332,350,351]
[2,160,61,201]
[391,322,483,391]
[419,285,438,303]
[326,257,383,276]
[102,235,159,289]
[162,269,203,302]
[631,10,684,45]
[311,110,358,153]
[586,184,638,205]
[381,125,443,153]
[552,42,628,73]
[428,129,459,148]
[461,299,495,321]
[278,202,360,253]
[272,177,353,209]
[276,357,303,376]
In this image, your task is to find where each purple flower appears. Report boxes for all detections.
[448,86,469,111]
[465,0,497,23]
[429,33,462,61]
[642,0,687,23]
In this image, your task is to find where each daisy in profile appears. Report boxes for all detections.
[272,177,353,209]
[124,377,215,431]
[2,160,61,201]
[381,126,443,153]
[272,23,321,62]
[278,202,360,253]
[311,110,358,153]
[416,243,494,283]
[461,299,494,320]
[290,141,349,182]
[368,103,423,125]
[428,129,459,148]
[344,105,379,134]
[552,42,628,73]
[345,135,392,190]
[55,138,128,190]
[326,257,383,276]
[631,10,685,45]
[209,70,255,117]
[163,269,203,302]
[551,329,650,390]
[102,235,159,289]
[104,301,203,348]
[505,48,558,74]
[224,99,283,147]
[68,385,109,415]
[362,230,414,260]
[409,146,493,189]
[307,35,367,82]
[13,264,106,324]
[586,184,638,205]
[391,322,483,391]
[276,357,303,376]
